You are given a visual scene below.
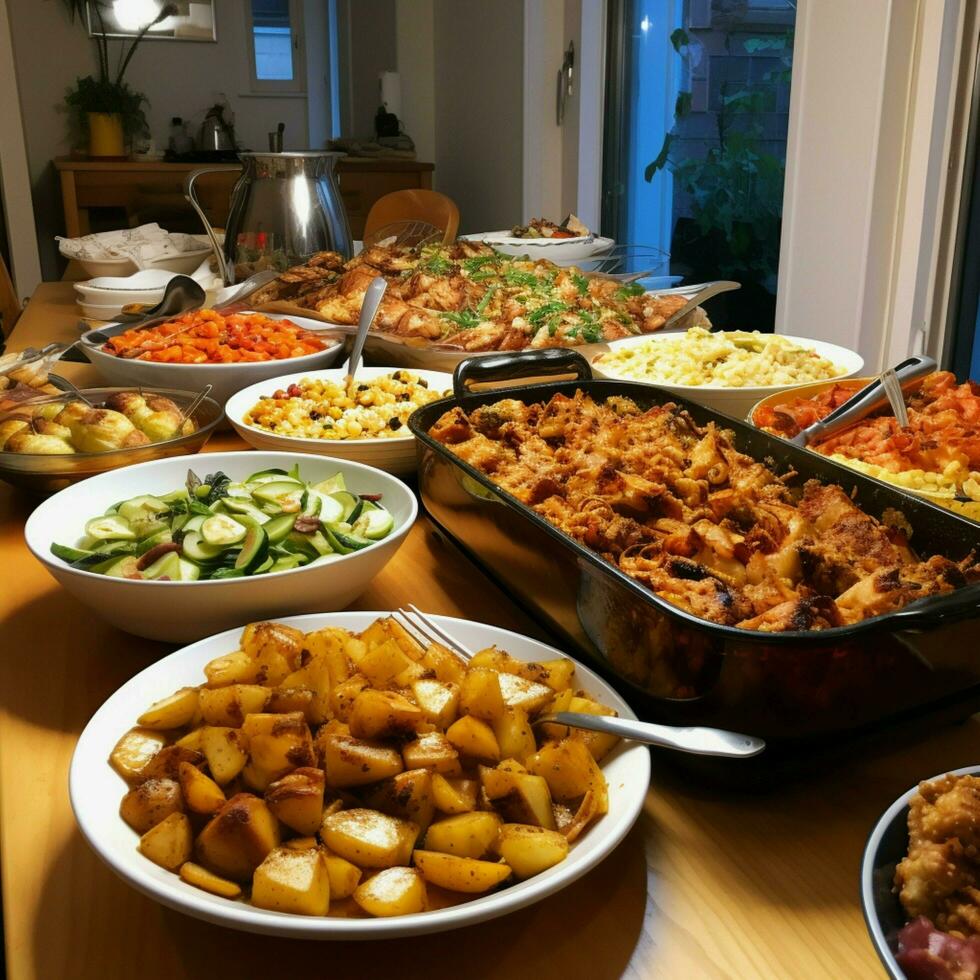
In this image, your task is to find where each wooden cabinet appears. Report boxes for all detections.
[54,158,435,240]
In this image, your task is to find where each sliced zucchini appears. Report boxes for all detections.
[85,515,137,541]
[135,529,173,556]
[129,517,169,540]
[103,555,142,579]
[118,494,169,523]
[222,497,271,524]
[142,551,182,580]
[351,506,394,540]
[234,526,269,573]
[264,513,297,544]
[244,467,292,484]
[329,528,375,552]
[309,530,335,556]
[313,473,346,494]
[270,553,305,572]
[209,567,246,580]
[182,514,207,533]
[252,481,305,511]
[330,491,361,522]
[201,514,247,547]
[254,556,275,574]
[181,531,227,562]
[50,543,94,563]
[281,531,319,558]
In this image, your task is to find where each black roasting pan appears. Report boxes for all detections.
[409,349,980,769]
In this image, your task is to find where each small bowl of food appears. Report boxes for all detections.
[862,766,980,980]
[225,366,453,475]
[69,610,649,938]
[591,327,864,419]
[78,310,344,407]
[461,216,614,264]
[0,387,222,493]
[750,372,980,520]
[24,451,417,641]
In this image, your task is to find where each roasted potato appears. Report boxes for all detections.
[115,615,614,921]
[251,846,330,916]
[196,794,281,881]
[353,867,427,917]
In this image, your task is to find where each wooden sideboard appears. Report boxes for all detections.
[53,157,435,240]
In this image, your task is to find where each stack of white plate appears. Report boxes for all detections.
[74,265,222,320]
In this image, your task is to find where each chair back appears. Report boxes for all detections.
[363,189,460,244]
[0,255,21,338]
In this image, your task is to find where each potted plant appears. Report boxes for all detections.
[60,0,177,157]
[646,27,793,328]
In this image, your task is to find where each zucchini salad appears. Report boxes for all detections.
[50,466,396,582]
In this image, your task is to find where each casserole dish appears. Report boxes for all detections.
[409,349,980,771]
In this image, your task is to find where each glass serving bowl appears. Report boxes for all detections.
[0,386,223,494]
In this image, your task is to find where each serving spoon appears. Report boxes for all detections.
[391,604,766,760]
[345,276,387,396]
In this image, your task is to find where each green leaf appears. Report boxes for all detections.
[675,90,692,119]
[744,37,787,54]
[644,133,672,181]
[669,28,689,53]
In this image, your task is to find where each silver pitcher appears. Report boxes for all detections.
[185,151,352,285]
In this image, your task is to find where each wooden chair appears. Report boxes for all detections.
[0,254,22,338]
[363,189,460,244]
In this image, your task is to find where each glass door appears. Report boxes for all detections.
[602,0,796,330]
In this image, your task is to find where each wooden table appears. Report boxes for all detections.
[2,284,977,979]
[54,157,435,240]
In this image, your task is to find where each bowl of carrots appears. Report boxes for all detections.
[80,311,345,408]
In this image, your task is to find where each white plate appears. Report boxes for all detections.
[459,232,614,264]
[225,366,453,475]
[590,333,865,420]
[69,612,650,940]
[79,312,345,407]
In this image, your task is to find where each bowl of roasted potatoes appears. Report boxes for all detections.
[69,611,649,939]
[0,386,222,492]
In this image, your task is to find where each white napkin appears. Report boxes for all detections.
[57,224,206,269]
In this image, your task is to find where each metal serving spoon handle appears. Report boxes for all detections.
[789,354,936,448]
[661,280,741,329]
[533,711,766,759]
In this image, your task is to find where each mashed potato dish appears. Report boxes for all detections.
[595,327,844,388]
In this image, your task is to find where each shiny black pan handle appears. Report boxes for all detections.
[889,582,980,631]
[453,348,593,402]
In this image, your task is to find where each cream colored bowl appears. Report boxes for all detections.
[590,333,864,420]
[225,366,453,475]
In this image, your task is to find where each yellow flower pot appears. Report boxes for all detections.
[87,112,125,158]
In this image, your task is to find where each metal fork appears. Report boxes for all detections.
[391,605,765,759]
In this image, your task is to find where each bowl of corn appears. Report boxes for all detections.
[590,327,864,418]
[225,366,453,475]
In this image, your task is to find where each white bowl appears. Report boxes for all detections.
[225,366,453,475]
[60,238,215,278]
[145,244,215,275]
[459,231,614,264]
[78,299,131,320]
[590,333,865,420]
[79,312,345,407]
[24,452,417,642]
[69,611,650,939]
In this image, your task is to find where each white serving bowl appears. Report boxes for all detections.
[459,231,614,264]
[60,238,215,278]
[79,312,344,407]
[24,452,417,642]
[69,611,650,939]
[225,366,453,475]
[590,333,865,420]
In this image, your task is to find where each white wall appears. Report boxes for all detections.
[6,0,310,278]
[395,0,435,164]
[432,0,524,233]
[343,0,397,138]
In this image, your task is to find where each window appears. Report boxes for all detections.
[602,0,796,329]
[247,0,306,93]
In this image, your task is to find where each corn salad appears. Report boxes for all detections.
[596,327,843,387]
[243,371,448,440]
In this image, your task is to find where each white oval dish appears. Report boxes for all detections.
[69,611,650,939]
[79,312,345,407]
[590,333,865,420]
[24,451,416,642]
[225,366,453,475]
[459,231,614,264]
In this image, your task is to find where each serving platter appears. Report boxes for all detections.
[69,611,650,940]
[458,232,615,264]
